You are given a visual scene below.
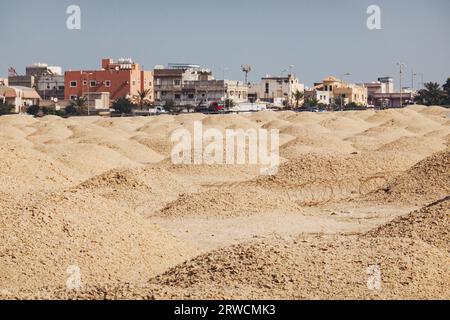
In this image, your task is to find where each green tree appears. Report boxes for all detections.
[112,97,134,115]
[332,96,345,110]
[415,82,446,106]
[0,101,13,115]
[26,105,40,116]
[443,78,450,104]
[304,97,319,108]
[68,96,88,114]
[224,98,235,109]
[293,90,304,109]
[134,89,152,110]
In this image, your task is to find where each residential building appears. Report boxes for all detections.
[182,79,248,105]
[248,74,304,107]
[363,77,413,107]
[9,63,65,101]
[314,76,368,106]
[64,58,154,105]
[304,89,331,105]
[24,63,65,101]
[0,86,41,113]
[154,64,246,105]
[8,75,36,88]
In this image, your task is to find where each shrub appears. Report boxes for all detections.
[26,105,40,116]
[0,101,13,115]
[112,97,135,114]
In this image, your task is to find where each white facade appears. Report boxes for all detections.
[248,74,304,107]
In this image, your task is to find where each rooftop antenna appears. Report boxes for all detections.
[241,64,252,84]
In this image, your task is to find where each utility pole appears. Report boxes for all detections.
[397,63,406,108]
[340,73,351,111]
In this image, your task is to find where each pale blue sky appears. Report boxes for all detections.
[0,0,449,86]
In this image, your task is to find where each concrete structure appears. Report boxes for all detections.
[304,89,331,105]
[182,79,248,105]
[84,92,110,110]
[154,64,246,105]
[363,77,414,107]
[8,75,36,88]
[248,74,304,107]
[314,76,368,106]
[0,86,41,113]
[8,63,65,101]
[64,58,153,103]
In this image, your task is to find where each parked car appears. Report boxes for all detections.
[148,106,167,115]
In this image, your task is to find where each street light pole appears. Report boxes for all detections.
[397,63,406,107]
[340,73,351,111]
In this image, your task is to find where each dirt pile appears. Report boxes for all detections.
[367,197,449,251]
[370,149,450,204]
[0,189,198,294]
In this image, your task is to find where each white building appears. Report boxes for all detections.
[0,86,41,113]
[248,74,304,107]
[304,89,331,105]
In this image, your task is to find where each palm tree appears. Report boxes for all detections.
[443,78,450,104]
[135,89,152,110]
[68,96,88,114]
[293,90,304,109]
[415,82,445,106]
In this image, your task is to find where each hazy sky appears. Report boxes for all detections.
[1,0,449,87]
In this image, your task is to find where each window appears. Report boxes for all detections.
[105,80,111,87]
[90,80,96,87]
[174,94,181,99]
[70,81,77,88]
[174,79,181,86]
[70,95,77,101]
[132,81,136,86]
[265,83,269,94]
[188,94,194,99]
[82,80,87,86]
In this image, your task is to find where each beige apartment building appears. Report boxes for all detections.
[315,76,368,106]
[248,74,304,107]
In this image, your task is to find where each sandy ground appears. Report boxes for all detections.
[0,105,449,300]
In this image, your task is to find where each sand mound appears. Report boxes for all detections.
[76,166,195,214]
[255,152,416,203]
[371,149,450,204]
[376,136,447,156]
[156,186,302,218]
[367,197,449,251]
[127,234,447,300]
[0,141,81,196]
[0,189,197,294]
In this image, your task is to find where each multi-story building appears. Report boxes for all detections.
[304,89,331,105]
[154,64,247,105]
[248,74,304,107]
[363,77,414,107]
[8,75,36,88]
[315,76,368,106]
[64,58,153,106]
[9,63,65,101]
